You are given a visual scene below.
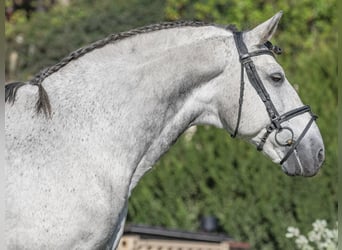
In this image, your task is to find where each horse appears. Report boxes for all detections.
[5,12,324,249]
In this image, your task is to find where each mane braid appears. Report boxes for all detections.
[7,21,235,118]
[28,20,225,86]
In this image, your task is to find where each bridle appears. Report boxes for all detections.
[231,31,318,165]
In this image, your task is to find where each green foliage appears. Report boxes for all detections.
[5,0,165,80]
[5,1,337,249]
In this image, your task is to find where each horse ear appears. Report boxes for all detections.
[245,11,283,46]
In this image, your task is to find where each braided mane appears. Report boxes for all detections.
[30,21,216,86]
[6,21,235,117]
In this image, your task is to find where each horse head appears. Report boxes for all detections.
[215,12,324,176]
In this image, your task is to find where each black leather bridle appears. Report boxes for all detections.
[231,31,318,165]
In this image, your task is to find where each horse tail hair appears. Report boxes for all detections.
[5,81,52,118]
[5,81,27,104]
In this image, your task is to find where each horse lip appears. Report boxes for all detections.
[281,164,295,176]
[280,136,324,177]
[281,159,320,177]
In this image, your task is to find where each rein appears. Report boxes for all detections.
[231,31,317,165]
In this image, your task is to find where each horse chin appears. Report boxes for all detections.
[282,166,318,177]
[281,163,306,177]
[281,152,321,177]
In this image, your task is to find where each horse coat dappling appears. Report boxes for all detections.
[5,12,324,249]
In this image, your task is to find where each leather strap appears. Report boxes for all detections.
[279,115,317,164]
[232,31,318,164]
[233,32,280,137]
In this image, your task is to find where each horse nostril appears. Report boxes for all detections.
[317,148,325,165]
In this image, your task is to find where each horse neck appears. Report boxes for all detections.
[42,26,233,188]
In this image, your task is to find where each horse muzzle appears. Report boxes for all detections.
[281,135,325,177]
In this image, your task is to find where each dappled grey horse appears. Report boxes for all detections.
[5,12,324,249]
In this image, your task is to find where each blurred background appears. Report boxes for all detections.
[5,0,337,249]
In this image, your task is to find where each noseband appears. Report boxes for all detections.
[231,31,317,165]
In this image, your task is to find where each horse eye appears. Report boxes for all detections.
[270,73,284,83]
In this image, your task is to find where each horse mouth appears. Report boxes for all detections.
[281,165,295,176]
[281,164,317,177]
[281,150,322,177]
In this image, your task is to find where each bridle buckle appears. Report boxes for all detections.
[240,54,251,64]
